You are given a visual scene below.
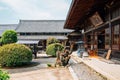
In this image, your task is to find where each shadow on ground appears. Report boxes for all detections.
[3,56,56,74]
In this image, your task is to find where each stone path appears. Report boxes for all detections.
[69,59,106,80]
[71,51,120,80]
[70,62,105,80]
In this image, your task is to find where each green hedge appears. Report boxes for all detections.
[46,43,64,56]
[0,44,32,67]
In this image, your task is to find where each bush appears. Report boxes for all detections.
[47,63,52,67]
[0,43,32,67]
[1,30,17,44]
[46,37,59,46]
[0,39,2,46]
[46,43,64,56]
[0,69,9,80]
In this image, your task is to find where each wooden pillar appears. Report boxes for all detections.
[108,7,112,50]
[41,40,45,50]
[91,31,94,50]
[94,32,98,49]
[83,33,87,48]
[70,41,74,53]
[119,24,120,50]
[106,5,112,60]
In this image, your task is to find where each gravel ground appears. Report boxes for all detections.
[3,55,56,74]
[3,54,74,80]
[3,53,107,80]
[10,68,73,80]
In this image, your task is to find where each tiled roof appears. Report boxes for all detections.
[16,20,72,33]
[0,24,18,36]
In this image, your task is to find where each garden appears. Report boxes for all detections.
[0,30,67,80]
[0,30,33,80]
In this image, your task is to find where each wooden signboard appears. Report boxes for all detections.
[89,12,103,27]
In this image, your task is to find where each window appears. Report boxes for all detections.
[20,33,25,35]
[113,25,119,45]
[112,7,120,19]
[26,33,31,35]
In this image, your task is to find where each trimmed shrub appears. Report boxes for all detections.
[1,30,17,44]
[46,43,64,56]
[46,37,59,46]
[0,39,2,46]
[0,69,9,80]
[0,43,32,67]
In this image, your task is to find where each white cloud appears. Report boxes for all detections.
[0,6,6,11]
[39,0,70,16]
[0,0,54,19]
[42,0,69,11]
[0,0,71,20]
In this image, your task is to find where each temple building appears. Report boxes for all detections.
[64,0,120,59]
[0,20,72,51]
[0,20,72,50]
[16,20,72,50]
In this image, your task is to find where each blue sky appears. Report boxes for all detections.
[0,0,72,24]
